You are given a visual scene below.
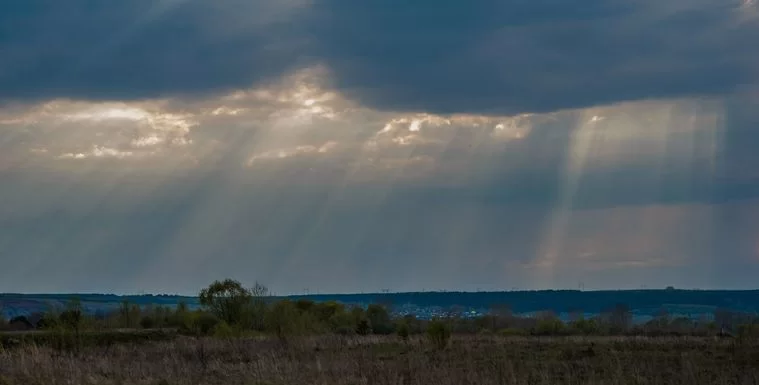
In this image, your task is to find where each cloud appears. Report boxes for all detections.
[0,0,311,103]
[0,100,197,167]
[309,0,759,114]
[1,0,758,115]
[2,7,759,293]
[59,146,135,160]
[3,69,758,207]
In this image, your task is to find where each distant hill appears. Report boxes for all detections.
[291,289,759,313]
[2,289,758,320]
[0,293,200,319]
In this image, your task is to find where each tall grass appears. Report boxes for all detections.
[1,335,758,385]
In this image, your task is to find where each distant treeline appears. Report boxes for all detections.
[4,279,759,352]
[291,289,759,314]
[4,288,759,316]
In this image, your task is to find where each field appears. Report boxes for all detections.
[1,334,759,385]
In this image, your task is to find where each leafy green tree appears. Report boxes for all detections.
[329,310,356,335]
[199,279,258,326]
[366,304,394,334]
[291,301,324,334]
[296,299,316,313]
[313,301,345,324]
[350,306,365,320]
[182,311,220,336]
[265,300,300,341]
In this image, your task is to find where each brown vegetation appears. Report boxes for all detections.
[1,335,759,385]
[3,279,759,384]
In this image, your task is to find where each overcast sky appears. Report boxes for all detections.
[1,0,759,295]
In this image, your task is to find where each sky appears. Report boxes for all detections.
[1,0,759,295]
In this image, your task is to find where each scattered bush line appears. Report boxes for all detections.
[2,278,759,352]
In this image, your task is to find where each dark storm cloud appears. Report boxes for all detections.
[0,0,310,103]
[308,0,759,114]
[1,0,757,114]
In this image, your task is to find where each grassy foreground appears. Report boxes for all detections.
[1,335,759,385]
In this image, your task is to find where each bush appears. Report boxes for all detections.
[426,319,451,349]
[313,301,345,324]
[182,312,220,336]
[329,311,356,335]
[569,318,600,335]
[140,316,156,329]
[533,318,566,336]
[265,300,301,340]
[212,321,236,339]
[397,321,410,341]
[367,305,394,335]
[356,318,372,336]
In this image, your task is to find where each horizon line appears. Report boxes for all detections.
[3,287,759,298]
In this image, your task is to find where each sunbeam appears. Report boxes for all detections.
[0,52,755,293]
[531,98,727,288]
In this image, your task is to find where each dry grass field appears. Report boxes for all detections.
[1,335,758,385]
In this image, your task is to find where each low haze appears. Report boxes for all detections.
[1,0,759,295]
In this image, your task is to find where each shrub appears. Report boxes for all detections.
[265,300,301,341]
[212,321,236,339]
[329,311,356,335]
[397,321,410,341]
[534,318,566,336]
[188,312,220,336]
[426,319,451,349]
[140,316,156,329]
[367,305,394,335]
[569,318,600,335]
[356,318,372,336]
[313,301,345,324]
